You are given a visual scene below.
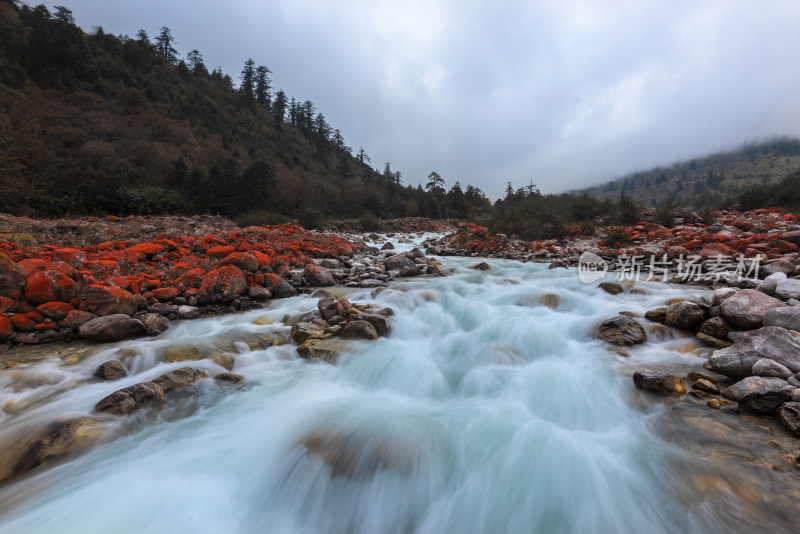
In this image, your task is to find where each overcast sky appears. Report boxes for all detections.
[39,0,800,200]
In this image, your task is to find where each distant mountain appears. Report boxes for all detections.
[575,137,800,210]
[0,2,490,223]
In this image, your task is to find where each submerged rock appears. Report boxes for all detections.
[538,293,561,309]
[597,315,646,346]
[150,367,208,393]
[214,372,244,383]
[632,370,687,395]
[93,359,127,381]
[11,418,104,481]
[297,338,354,364]
[94,382,166,415]
[599,282,623,295]
[469,262,492,271]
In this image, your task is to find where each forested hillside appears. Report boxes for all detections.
[0,1,491,224]
[577,137,800,210]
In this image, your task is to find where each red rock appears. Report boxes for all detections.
[220,251,260,272]
[10,313,36,332]
[697,243,731,260]
[0,316,13,340]
[51,248,86,267]
[177,268,206,288]
[303,264,336,286]
[61,309,96,329]
[197,266,247,304]
[34,321,57,332]
[152,287,180,301]
[713,231,737,242]
[207,245,236,258]
[24,270,79,305]
[776,240,798,253]
[666,246,690,260]
[35,301,74,321]
[84,285,138,316]
[0,253,26,298]
[127,243,166,257]
[682,240,703,249]
[16,258,47,276]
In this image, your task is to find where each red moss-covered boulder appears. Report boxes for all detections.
[0,316,14,340]
[0,253,26,298]
[697,242,731,260]
[197,265,247,304]
[35,302,75,321]
[303,264,336,286]
[151,287,181,302]
[220,251,260,273]
[206,245,236,258]
[61,309,96,330]
[264,272,297,298]
[84,285,138,316]
[24,270,79,305]
[177,268,206,288]
[10,313,36,332]
[51,248,85,267]
[126,243,166,257]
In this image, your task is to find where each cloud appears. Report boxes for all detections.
[41,0,800,199]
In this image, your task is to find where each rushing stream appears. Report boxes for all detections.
[0,235,798,533]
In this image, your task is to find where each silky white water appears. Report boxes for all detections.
[0,237,795,533]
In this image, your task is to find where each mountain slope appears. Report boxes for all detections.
[576,137,800,210]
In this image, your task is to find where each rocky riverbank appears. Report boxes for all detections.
[0,213,442,354]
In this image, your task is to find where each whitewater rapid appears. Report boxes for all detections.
[0,235,796,533]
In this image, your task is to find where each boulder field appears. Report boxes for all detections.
[0,216,441,350]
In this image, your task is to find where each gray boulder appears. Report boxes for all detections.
[757,272,787,295]
[340,320,379,340]
[384,254,419,277]
[763,306,800,331]
[708,326,800,378]
[722,376,793,401]
[93,360,127,381]
[720,289,786,329]
[751,358,793,379]
[776,402,800,436]
[775,279,800,301]
[150,367,208,393]
[738,389,793,415]
[762,260,796,277]
[632,370,686,395]
[79,314,146,342]
[140,313,170,336]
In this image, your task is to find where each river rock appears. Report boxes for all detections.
[776,402,800,436]
[644,307,667,323]
[597,315,646,346]
[94,382,166,415]
[720,289,786,329]
[698,317,731,340]
[79,314,146,342]
[317,297,338,320]
[752,358,793,379]
[304,264,336,286]
[688,293,713,309]
[599,282,623,295]
[469,262,491,271]
[214,372,244,383]
[763,306,800,331]
[300,429,416,479]
[84,284,138,316]
[713,287,738,305]
[757,272,787,295]
[775,279,800,301]
[762,260,796,277]
[150,367,208,393]
[687,371,718,384]
[213,353,235,371]
[291,322,325,343]
[696,332,732,349]
[340,320,379,340]
[632,370,687,395]
[538,293,561,309]
[176,305,200,319]
[708,326,800,378]
[384,254,419,277]
[738,389,793,415]
[665,301,705,331]
[380,242,394,250]
[780,229,800,245]
[197,265,248,304]
[722,376,793,401]
[271,279,297,298]
[93,359,127,381]
[691,379,720,395]
[165,345,204,362]
[11,418,104,480]
[23,270,79,305]
[362,314,390,337]
[248,286,272,300]
[140,313,170,336]
[61,309,96,330]
[297,338,354,363]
